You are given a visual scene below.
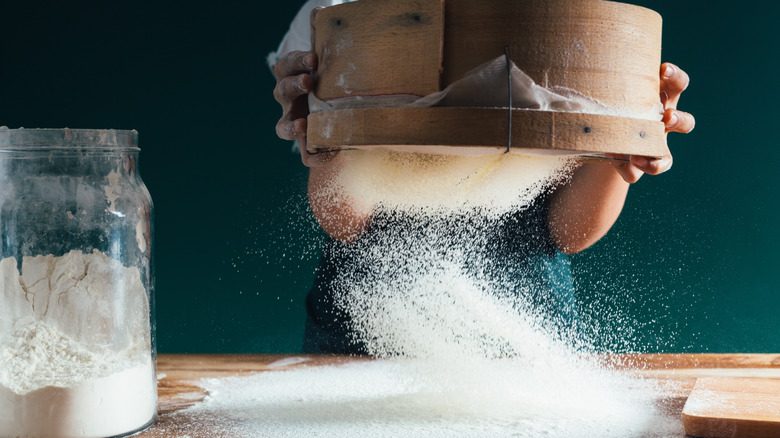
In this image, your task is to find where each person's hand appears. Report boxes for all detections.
[273,7,330,167]
[610,62,696,183]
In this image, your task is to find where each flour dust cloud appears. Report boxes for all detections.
[182,150,682,437]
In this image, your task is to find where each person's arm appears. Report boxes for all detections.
[548,63,696,254]
[273,8,373,242]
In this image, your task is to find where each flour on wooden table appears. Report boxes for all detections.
[181,358,682,438]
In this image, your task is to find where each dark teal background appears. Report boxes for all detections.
[1,1,777,353]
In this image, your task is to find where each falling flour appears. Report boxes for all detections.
[330,150,575,215]
[179,150,681,436]
[0,250,155,438]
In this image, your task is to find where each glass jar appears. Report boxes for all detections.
[0,128,156,438]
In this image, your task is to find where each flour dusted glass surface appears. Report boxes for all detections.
[0,128,156,438]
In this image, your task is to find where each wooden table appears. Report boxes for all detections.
[137,354,780,437]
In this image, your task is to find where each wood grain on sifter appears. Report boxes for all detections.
[307,0,670,158]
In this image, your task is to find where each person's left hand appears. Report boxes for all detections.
[610,62,696,183]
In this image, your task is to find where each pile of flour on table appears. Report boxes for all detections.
[0,249,156,438]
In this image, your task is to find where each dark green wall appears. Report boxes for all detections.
[1,1,777,353]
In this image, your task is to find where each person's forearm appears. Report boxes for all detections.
[547,161,629,254]
[307,154,373,243]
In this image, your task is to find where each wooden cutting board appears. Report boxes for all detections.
[682,377,780,438]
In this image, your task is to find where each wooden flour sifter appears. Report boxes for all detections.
[306,0,668,158]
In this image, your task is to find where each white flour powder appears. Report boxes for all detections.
[182,251,682,437]
[327,150,575,216]
[0,250,155,438]
[182,359,682,438]
[179,151,682,436]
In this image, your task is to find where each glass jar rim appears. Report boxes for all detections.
[0,128,139,150]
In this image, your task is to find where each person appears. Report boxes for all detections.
[271,2,695,354]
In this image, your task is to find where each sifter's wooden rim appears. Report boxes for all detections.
[307,107,668,158]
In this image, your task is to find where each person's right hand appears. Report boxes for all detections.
[273,49,315,140]
[273,7,328,167]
